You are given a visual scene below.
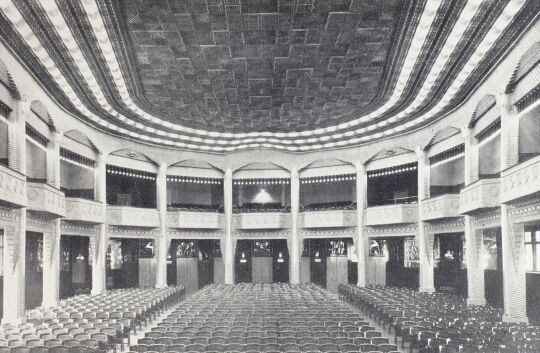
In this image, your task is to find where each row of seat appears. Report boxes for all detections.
[0,287,185,353]
[129,283,400,352]
[339,284,540,353]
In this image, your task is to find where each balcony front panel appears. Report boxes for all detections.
[501,155,540,204]
[421,194,461,221]
[300,210,357,228]
[65,198,104,224]
[27,182,66,218]
[167,211,224,229]
[107,206,160,227]
[233,213,291,230]
[0,164,27,208]
[365,204,418,226]
[459,179,501,214]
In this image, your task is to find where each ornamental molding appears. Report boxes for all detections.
[365,224,417,237]
[60,220,100,236]
[301,227,356,238]
[424,218,464,234]
[235,229,291,238]
[472,209,501,229]
[27,213,56,232]
[107,225,159,238]
[168,230,225,239]
[508,197,540,224]
[0,207,16,223]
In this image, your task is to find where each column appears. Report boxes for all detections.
[498,93,528,322]
[42,221,61,307]
[223,168,234,284]
[462,126,485,305]
[416,147,435,292]
[156,162,168,288]
[3,98,29,323]
[46,131,61,187]
[42,130,62,306]
[289,168,300,284]
[91,152,107,295]
[355,162,367,287]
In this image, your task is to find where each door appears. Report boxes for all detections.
[235,240,252,283]
[25,232,43,310]
[198,240,214,288]
[272,239,289,283]
[435,234,465,295]
[484,228,503,308]
[167,241,177,286]
[310,239,327,288]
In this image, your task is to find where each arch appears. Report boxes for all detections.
[233,161,289,173]
[299,158,354,172]
[365,146,414,164]
[424,126,461,151]
[63,129,100,154]
[30,99,56,132]
[109,148,157,165]
[0,58,20,102]
[168,159,224,174]
[505,41,540,93]
[467,94,497,128]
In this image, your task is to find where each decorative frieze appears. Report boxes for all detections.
[501,155,540,204]
[233,213,291,230]
[65,198,104,224]
[459,178,501,214]
[0,164,26,208]
[106,206,160,228]
[60,220,100,236]
[299,210,357,228]
[508,197,540,224]
[27,182,65,218]
[236,229,291,238]
[167,211,224,229]
[472,209,501,229]
[421,194,461,221]
[424,219,465,234]
[365,204,418,226]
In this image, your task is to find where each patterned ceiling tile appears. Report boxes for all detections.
[116,0,406,132]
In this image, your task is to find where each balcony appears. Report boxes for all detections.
[167,210,224,229]
[459,178,501,214]
[501,155,540,204]
[300,210,357,228]
[0,164,27,208]
[106,206,160,228]
[233,212,291,230]
[420,194,461,221]
[65,198,104,224]
[27,182,66,218]
[365,204,418,226]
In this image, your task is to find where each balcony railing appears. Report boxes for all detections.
[367,196,418,207]
[168,203,224,213]
[27,182,66,218]
[62,188,95,201]
[106,206,160,227]
[65,198,104,224]
[501,155,540,204]
[420,194,461,221]
[233,203,290,213]
[299,209,357,228]
[233,212,291,230]
[459,178,501,215]
[167,210,224,229]
[365,204,418,226]
[0,164,27,208]
[430,184,464,198]
[300,201,356,212]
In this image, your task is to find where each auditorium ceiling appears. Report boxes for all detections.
[0,0,537,152]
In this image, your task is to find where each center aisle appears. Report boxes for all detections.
[128,283,401,352]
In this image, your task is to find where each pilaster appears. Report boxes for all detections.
[289,168,300,284]
[42,220,61,307]
[92,153,107,295]
[8,98,29,173]
[417,147,434,292]
[355,162,367,287]
[46,131,61,188]
[223,168,234,284]
[156,162,168,288]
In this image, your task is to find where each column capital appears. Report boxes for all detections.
[354,161,366,173]
[415,146,427,160]
[224,168,232,179]
[157,161,168,174]
[495,92,517,116]
[290,167,299,179]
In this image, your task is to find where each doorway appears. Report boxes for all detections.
[272,239,289,283]
[235,240,252,283]
[434,233,466,296]
[60,235,91,299]
[26,232,43,310]
[386,237,419,289]
[309,239,327,288]
[198,240,214,288]
[483,227,503,308]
